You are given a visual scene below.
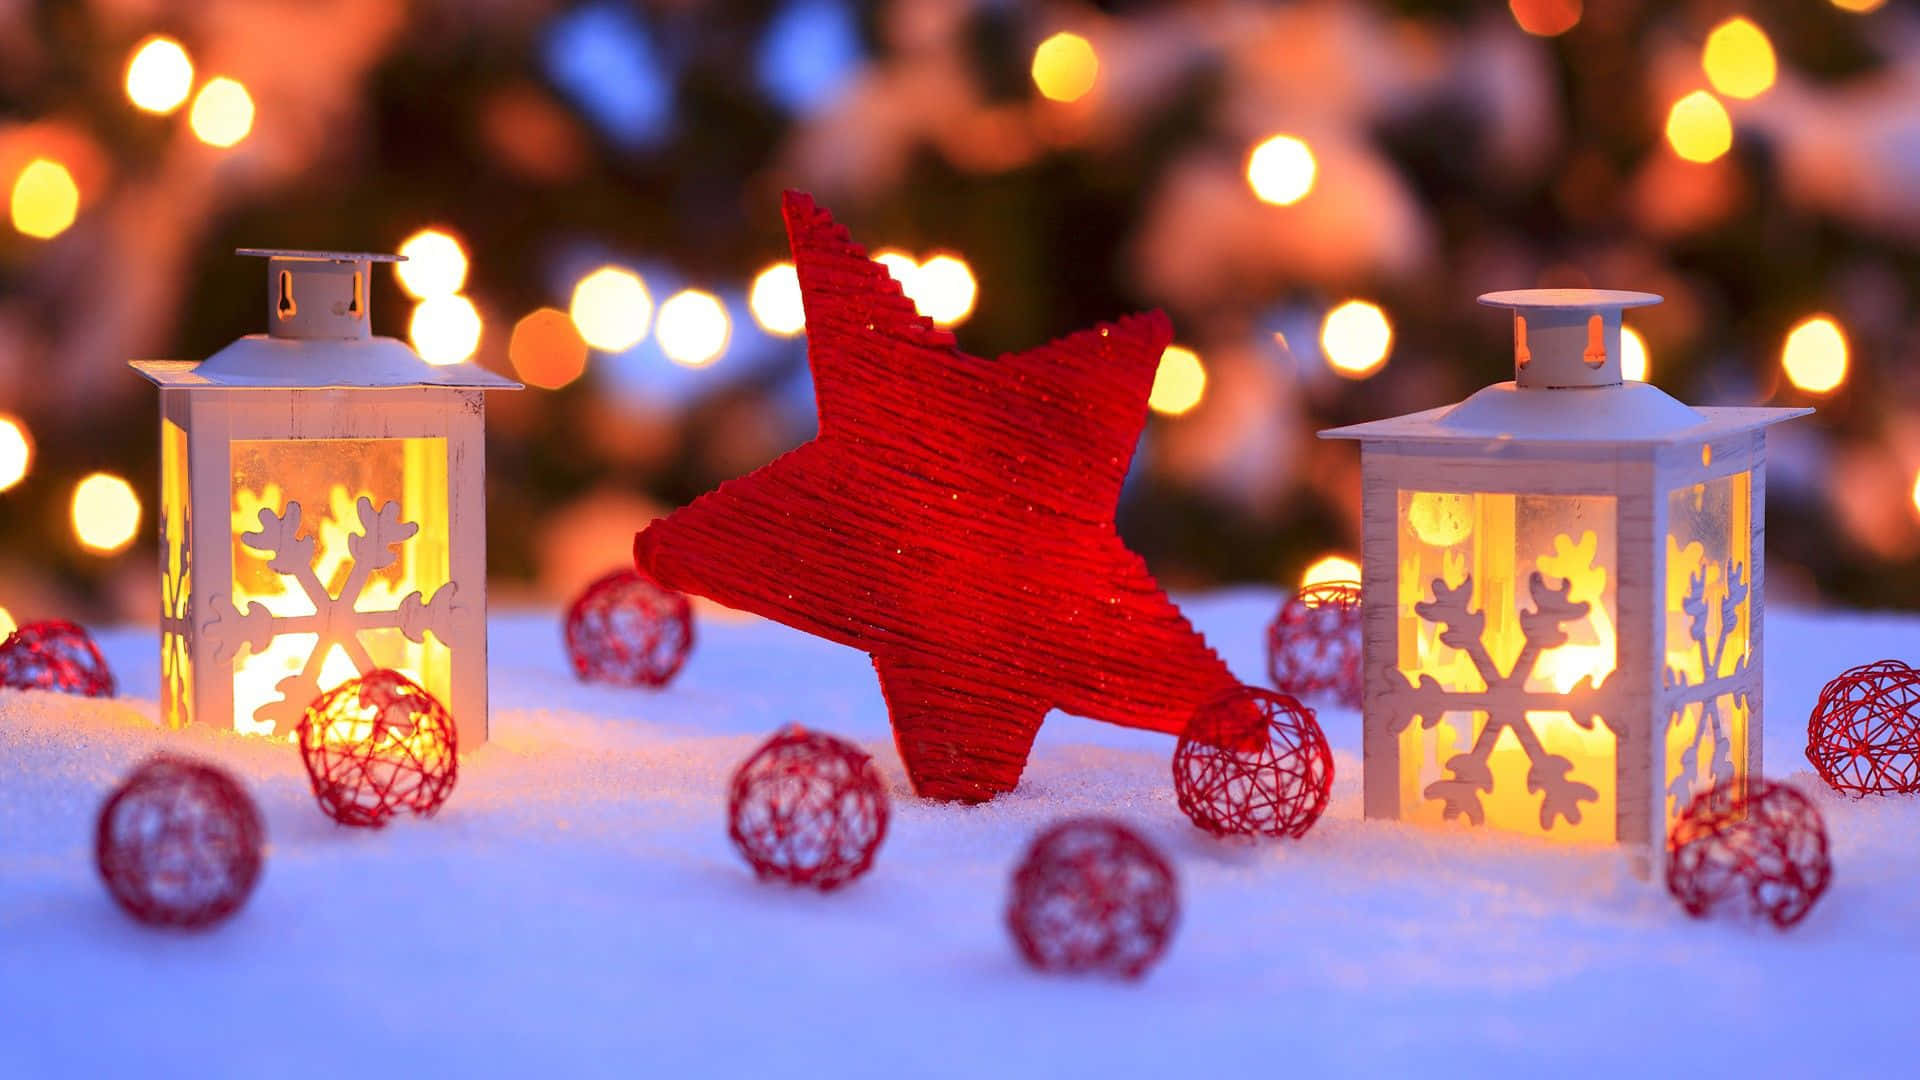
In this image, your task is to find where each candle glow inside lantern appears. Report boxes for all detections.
[1321,290,1806,850]
[132,250,519,744]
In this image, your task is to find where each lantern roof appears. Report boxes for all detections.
[131,249,521,391]
[1321,289,1809,446]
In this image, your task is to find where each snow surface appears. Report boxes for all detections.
[3,593,1919,1076]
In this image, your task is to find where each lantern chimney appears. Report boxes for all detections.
[1478,289,1662,390]
[238,249,405,342]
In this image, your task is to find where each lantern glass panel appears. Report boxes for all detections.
[161,418,192,731]
[1661,471,1753,829]
[1395,489,1618,842]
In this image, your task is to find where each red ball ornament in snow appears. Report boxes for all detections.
[95,755,264,929]
[297,669,458,828]
[1006,818,1178,979]
[1173,685,1334,839]
[565,568,694,688]
[1805,660,1920,796]
[1266,582,1362,707]
[727,726,890,890]
[0,619,115,697]
[634,192,1238,803]
[1667,778,1832,930]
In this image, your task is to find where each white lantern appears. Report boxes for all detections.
[1321,289,1806,852]
[132,250,520,744]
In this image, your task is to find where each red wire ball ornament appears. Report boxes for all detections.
[1006,818,1179,979]
[1266,581,1363,708]
[565,568,695,688]
[0,618,115,697]
[95,756,264,929]
[1173,685,1334,839]
[1666,778,1833,930]
[727,726,890,890]
[1805,659,1920,796]
[296,669,458,828]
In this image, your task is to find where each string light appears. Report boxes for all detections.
[1703,18,1776,101]
[1246,135,1316,206]
[395,229,469,299]
[508,307,590,390]
[1301,554,1362,590]
[1666,90,1732,163]
[1031,32,1098,103]
[749,262,805,336]
[0,416,31,492]
[124,36,194,115]
[1148,346,1206,416]
[409,295,483,366]
[912,254,977,326]
[1781,315,1847,395]
[1509,0,1581,37]
[9,159,78,240]
[189,77,254,148]
[570,267,652,352]
[72,473,141,556]
[1321,300,1393,379]
[656,289,730,368]
[1621,326,1649,382]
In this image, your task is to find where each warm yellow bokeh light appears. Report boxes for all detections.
[1148,346,1206,416]
[508,307,590,390]
[1911,471,1920,521]
[1302,554,1362,590]
[0,415,31,492]
[1781,315,1848,395]
[873,249,918,291]
[570,266,653,352]
[1666,90,1732,163]
[1831,0,1885,13]
[10,159,79,240]
[1321,300,1393,378]
[656,289,730,368]
[913,254,978,327]
[395,229,469,299]
[189,77,254,148]
[1031,32,1099,103]
[1703,18,1776,101]
[1509,0,1582,36]
[125,36,194,115]
[72,473,141,556]
[1620,326,1649,382]
[1246,134,1317,207]
[409,294,483,366]
[749,262,805,337]
[0,605,14,640]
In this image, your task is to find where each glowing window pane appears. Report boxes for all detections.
[1662,470,1753,830]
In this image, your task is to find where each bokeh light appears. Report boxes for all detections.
[1781,315,1848,395]
[1031,32,1098,104]
[1703,18,1776,101]
[912,254,977,326]
[570,266,652,352]
[124,36,194,115]
[409,294,483,366]
[873,249,919,290]
[395,229,469,299]
[656,289,731,368]
[749,261,805,336]
[1911,470,1920,522]
[1149,346,1206,416]
[0,605,13,640]
[1301,554,1362,590]
[1321,300,1393,379]
[72,473,141,556]
[1620,326,1649,382]
[1831,0,1885,14]
[1246,134,1316,206]
[509,307,590,390]
[9,159,78,240]
[189,77,254,148]
[0,416,31,492]
[1509,0,1581,37]
[1666,90,1732,163]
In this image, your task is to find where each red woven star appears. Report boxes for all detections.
[635,192,1238,802]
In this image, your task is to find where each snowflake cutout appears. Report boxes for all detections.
[201,496,459,737]
[1663,558,1750,812]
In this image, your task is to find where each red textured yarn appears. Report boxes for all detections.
[635,192,1238,803]
[1265,581,1362,707]
[1805,659,1920,796]
[1667,778,1832,930]
[1006,818,1178,978]
[565,568,694,688]
[95,755,264,929]
[1172,685,1334,839]
[0,619,115,697]
[727,726,890,890]
[296,669,458,828]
